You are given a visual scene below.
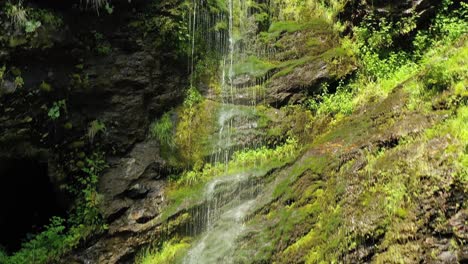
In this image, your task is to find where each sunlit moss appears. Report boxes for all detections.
[135,237,191,264]
[233,56,276,78]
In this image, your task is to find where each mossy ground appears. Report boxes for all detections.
[229,37,467,264]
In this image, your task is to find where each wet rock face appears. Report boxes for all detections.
[262,19,357,107]
[1,0,188,153]
[63,140,170,264]
[0,0,187,188]
[0,0,187,260]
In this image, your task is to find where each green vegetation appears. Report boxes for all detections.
[39,81,52,92]
[135,237,191,264]
[233,56,276,78]
[3,217,76,264]
[93,32,112,55]
[161,137,300,221]
[88,120,106,143]
[151,112,175,148]
[174,87,210,167]
[178,136,298,186]
[47,100,66,120]
[69,152,108,231]
[2,152,108,264]
[5,2,28,29]
[4,1,62,34]
[1,0,467,262]
[272,0,346,23]
[13,76,23,88]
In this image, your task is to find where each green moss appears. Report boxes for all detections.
[135,237,191,264]
[272,56,315,78]
[233,56,276,78]
[374,243,421,264]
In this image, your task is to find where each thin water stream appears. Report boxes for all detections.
[180,0,269,262]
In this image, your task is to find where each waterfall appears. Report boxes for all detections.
[178,0,270,262]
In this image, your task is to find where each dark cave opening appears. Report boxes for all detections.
[0,159,65,253]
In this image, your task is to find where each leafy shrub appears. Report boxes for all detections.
[48,100,66,120]
[5,2,44,33]
[5,217,71,264]
[24,20,41,33]
[5,2,27,28]
[307,81,354,116]
[431,0,468,42]
[151,112,175,148]
[69,152,107,228]
[422,65,453,92]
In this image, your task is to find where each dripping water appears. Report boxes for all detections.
[179,0,275,261]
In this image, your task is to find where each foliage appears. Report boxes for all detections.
[431,0,468,42]
[422,64,454,92]
[93,32,112,55]
[174,87,206,166]
[47,100,66,120]
[14,76,23,88]
[183,86,203,108]
[141,0,190,57]
[273,0,346,23]
[24,20,41,33]
[233,56,276,78]
[87,120,106,143]
[5,2,46,33]
[135,237,191,264]
[176,137,299,186]
[307,0,466,118]
[69,152,108,228]
[151,112,175,148]
[104,2,114,15]
[28,8,63,28]
[2,151,109,263]
[5,2,27,28]
[4,217,71,264]
[307,81,354,116]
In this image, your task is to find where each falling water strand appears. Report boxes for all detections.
[181,0,270,261]
[190,1,197,88]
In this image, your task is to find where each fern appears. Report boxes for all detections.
[6,2,27,28]
[87,120,106,143]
